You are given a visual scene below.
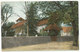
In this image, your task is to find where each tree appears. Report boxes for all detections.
[1,4,13,27]
[2,22,15,37]
[23,2,38,36]
[54,1,78,46]
[64,1,78,46]
[28,3,38,36]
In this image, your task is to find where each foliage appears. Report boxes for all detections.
[64,1,78,30]
[2,22,15,36]
[39,28,48,36]
[24,2,38,36]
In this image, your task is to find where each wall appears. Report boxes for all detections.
[2,36,73,49]
[57,36,73,41]
[62,27,72,32]
[2,36,51,49]
[60,30,72,36]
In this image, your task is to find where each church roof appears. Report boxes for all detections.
[16,17,25,22]
[11,20,27,29]
[44,24,61,31]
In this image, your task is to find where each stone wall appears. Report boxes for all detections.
[2,36,51,49]
[2,36,73,49]
[57,36,73,41]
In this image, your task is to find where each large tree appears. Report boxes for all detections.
[54,1,78,46]
[64,1,78,46]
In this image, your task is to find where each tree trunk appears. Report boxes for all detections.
[72,21,78,46]
[5,31,7,37]
[27,24,29,36]
[1,22,4,27]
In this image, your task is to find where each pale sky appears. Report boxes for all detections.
[2,1,26,23]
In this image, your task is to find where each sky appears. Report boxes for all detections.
[2,1,26,23]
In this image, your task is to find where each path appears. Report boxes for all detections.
[2,41,79,51]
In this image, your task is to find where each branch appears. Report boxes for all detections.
[54,2,63,9]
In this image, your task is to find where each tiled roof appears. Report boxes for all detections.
[16,17,25,22]
[37,18,48,26]
[11,17,60,31]
[11,20,27,29]
[62,27,72,32]
[44,24,60,31]
[37,18,60,31]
